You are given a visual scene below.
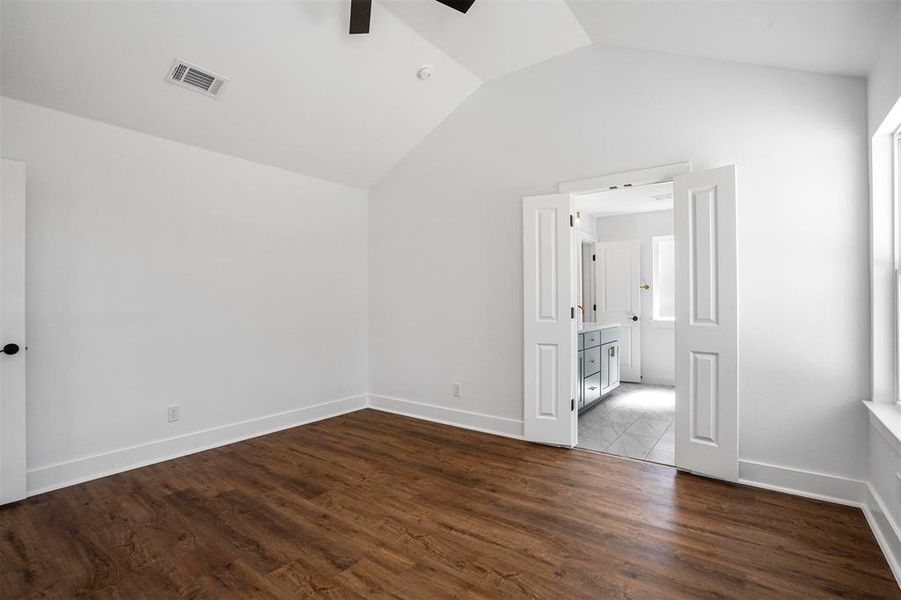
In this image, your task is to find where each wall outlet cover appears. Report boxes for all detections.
[452,383,463,397]
[167,405,180,423]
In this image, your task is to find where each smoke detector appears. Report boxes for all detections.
[167,58,228,99]
[417,65,433,81]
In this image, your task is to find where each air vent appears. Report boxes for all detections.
[167,58,228,98]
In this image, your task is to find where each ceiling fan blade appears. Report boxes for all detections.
[349,0,371,34]
[433,0,476,14]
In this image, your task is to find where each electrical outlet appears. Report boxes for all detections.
[167,405,179,423]
[452,383,463,398]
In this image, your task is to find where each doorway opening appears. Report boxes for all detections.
[573,182,675,465]
[522,162,738,482]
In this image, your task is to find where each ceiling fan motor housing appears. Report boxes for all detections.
[350,0,476,35]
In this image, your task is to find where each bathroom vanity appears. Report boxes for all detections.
[577,323,621,413]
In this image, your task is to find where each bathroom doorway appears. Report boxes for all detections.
[573,183,675,465]
[523,162,740,482]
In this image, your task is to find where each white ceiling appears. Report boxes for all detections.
[1,1,898,189]
[567,0,901,77]
[381,0,591,81]
[0,1,481,188]
[575,182,674,218]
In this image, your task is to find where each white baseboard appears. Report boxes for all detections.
[21,392,901,588]
[738,460,899,586]
[367,394,524,440]
[863,483,901,584]
[26,394,368,497]
[738,459,867,506]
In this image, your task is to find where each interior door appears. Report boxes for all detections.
[0,158,27,504]
[674,165,738,482]
[595,240,641,382]
[523,193,577,447]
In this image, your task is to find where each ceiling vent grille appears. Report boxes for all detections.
[167,59,228,98]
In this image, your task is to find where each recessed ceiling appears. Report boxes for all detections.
[0,0,481,188]
[567,0,901,77]
[381,0,592,81]
[575,182,674,218]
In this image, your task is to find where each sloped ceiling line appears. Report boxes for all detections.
[2,0,898,190]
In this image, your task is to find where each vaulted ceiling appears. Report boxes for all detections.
[2,0,899,189]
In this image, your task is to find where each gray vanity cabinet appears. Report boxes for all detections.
[577,326,620,413]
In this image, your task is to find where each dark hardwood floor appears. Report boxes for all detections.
[1,409,897,598]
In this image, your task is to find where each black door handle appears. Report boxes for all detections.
[1,343,20,355]
[631,316,638,321]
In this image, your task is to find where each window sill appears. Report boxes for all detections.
[864,400,901,456]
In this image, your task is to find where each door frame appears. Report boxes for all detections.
[575,228,597,326]
[527,162,740,481]
[559,162,692,195]
[554,162,697,464]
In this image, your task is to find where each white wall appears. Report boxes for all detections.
[370,44,869,480]
[1,98,369,492]
[867,8,901,137]
[865,7,901,577]
[594,210,674,386]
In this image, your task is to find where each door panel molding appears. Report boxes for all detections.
[690,351,719,445]
[536,344,559,418]
[689,186,720,326]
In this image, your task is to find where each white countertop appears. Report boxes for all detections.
[578,322,620,333]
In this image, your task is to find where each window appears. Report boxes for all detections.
[872,98,901,406]
[652,235,675,322]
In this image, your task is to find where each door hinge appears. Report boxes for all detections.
[571,307,575,319]
[569,214,574,227]
[593,304,596,311]
[592,254,596,261]
[571,398,575,411]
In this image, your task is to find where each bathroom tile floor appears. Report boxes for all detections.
[577,383,675,466]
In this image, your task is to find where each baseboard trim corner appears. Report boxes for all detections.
[26,394,368,497]
[737,460,901,586]
[367,394,524,440]
[863,483,901,585]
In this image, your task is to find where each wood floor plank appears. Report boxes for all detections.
[1,409,897,598]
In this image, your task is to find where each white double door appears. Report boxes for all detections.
[594,240,641,383]
[523,165,738,482]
